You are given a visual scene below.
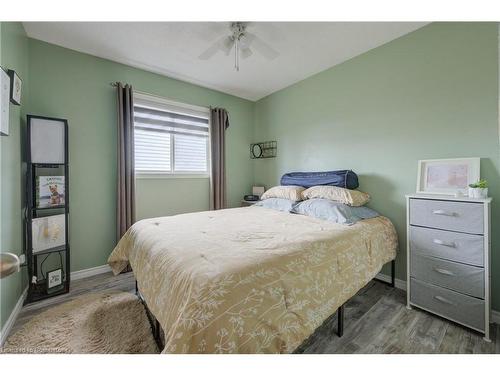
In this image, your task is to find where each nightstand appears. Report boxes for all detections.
[241,200,260,207]
[406,194,492,341]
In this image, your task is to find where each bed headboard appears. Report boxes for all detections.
[280,170,359,189]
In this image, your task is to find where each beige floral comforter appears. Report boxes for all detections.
[108,207,398,353]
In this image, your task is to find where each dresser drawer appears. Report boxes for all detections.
[409,199,483,234]
[410,278,485,331]
[410,226,484,266]
[410,253,484,298]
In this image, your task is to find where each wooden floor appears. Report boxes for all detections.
[10,272,500,354]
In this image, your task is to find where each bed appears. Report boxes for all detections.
[108,205,398,353]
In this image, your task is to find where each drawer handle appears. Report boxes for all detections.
[432,209,457,217]
[432,239,456,248]
[433,267,455,276]
[434,295,457,306]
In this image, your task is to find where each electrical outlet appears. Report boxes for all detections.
[19,254,26,265]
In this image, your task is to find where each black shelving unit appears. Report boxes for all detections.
[25,115,70,303]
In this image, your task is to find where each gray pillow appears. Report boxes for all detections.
[254,198,296,212]
[291,198,379,225]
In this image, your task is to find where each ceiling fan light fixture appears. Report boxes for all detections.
[198,22,279,72]
[238,34,251,49]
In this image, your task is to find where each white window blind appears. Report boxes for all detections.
[133,94,210,175]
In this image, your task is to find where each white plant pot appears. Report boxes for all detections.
[468,187,488,199]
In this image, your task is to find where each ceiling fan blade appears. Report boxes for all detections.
[198,42,222,60]
[222,36,235,55]
[198,36,234,60]
[241,47,253,59]
[245,32,279,60]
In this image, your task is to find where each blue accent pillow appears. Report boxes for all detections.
[290,198,379,225]
[254,198,296,212]
[280,170,359,189]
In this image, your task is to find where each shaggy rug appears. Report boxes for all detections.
[3,292,159,354]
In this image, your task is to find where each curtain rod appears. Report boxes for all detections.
[110,82,133,87]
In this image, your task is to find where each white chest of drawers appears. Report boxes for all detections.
[406,194,492,341]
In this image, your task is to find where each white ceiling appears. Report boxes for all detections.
[23,22,427,101]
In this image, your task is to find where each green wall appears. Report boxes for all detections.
[136,178,210,220]
[27,39,255,274]
[253,23,500,309]
[2,22,500,335]
[1,27,255,334]
[0,23,29,331]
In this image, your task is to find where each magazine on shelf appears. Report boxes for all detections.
[32,214,66,253]
[36,176,65,208]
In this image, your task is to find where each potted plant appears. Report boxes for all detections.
[468,179,488,198]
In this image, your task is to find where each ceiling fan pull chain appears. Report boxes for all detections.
[235,37,239,71]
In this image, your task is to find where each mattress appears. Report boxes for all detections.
[108,206,398,353]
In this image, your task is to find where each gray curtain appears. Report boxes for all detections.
[116,83,136,241]
[210,108,230,210]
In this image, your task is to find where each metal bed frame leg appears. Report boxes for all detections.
[337,304,344,337]
[375,259,396,288]
[336,259,394,339]
[391,259,395,288]
[136,279,163,351]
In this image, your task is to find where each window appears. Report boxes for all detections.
[133,93,210,176]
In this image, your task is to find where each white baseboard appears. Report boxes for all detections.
[71,264,111,281]
[0,286,28,348]
[375,272,500,324]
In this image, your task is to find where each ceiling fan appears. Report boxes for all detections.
[198,22,279,71]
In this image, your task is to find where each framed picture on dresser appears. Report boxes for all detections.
[416,157,480,196]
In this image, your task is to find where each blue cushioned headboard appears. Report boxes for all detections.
[280,170,359,189]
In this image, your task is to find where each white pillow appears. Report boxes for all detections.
[301,185,370,207]
[260,185,305,202]
[254,198,296,212]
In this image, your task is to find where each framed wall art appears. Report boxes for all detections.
[8,69,22,105]
[416,157,480,196]
[0,68,9,136]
